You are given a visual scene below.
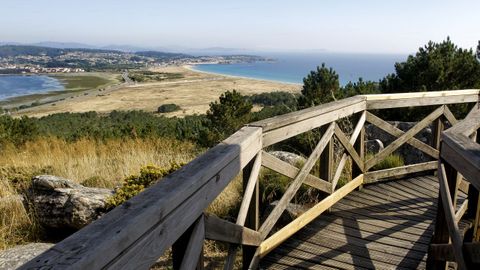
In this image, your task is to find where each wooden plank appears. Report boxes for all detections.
[241,155,260,270]
[20,126,262,270]
[258,174,364,258]
[363,89,480,109]
[442,132,480,191]
[260,99,366,147]
[249,95,366,131]
[364,161,437,183]
[226,152,261,270]
[365,106,444,171]
[237,152,262,226]
[438,162,467,270]
[179,217,205,270]
[429,243,480,264]
[443,105,458,125]
[334,124,364,172]
[258,123,335,239]
[289,227,428,268]
[203,214,261,246]
[261,151,332,194]
[319,124,334,183]
[456,199,469,223]
[366,111,439,159]
[432,115,444,150]
[332,111,366,191]
[446,104,480,136]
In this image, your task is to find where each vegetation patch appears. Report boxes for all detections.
[106,163,183,208]
[367,153,405,171]
[128,70,183,82]
[54,74,114,90]
[157,103,180,113]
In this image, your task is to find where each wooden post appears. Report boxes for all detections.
[466,129,480,242]
[172,216,204,270]
[319,125,334,183]
[427,160,460,269]
[353,113,365,190]
[242,158,259,270]
[432,117,444,151]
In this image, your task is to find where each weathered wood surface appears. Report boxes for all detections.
[365,106,444,171]
[441,105,480,191]
[20,126,262,270]
[261,151,332,194]
[365,111,439,159]
[364,161,437,183]
[204,214,261,246]
[260,176,462,269]
[363,89,480,109]
[253,97,366,147]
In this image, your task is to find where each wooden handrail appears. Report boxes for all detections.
[428,103,480,269]
[21,89,480,270]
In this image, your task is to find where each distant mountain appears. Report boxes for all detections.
[31,41,98,49]
[134,51,191,59]
[0,45,122,57]
[100,44,152,52]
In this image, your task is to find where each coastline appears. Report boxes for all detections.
[185,64,303,86]
[12,65,301,118]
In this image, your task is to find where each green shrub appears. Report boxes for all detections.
[157,104,180,113]
[107,163,183,208]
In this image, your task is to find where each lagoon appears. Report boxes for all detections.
[0,75,64,100]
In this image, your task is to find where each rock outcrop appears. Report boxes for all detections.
[0,243,53,270]
[269,151,306,166]
[28,175,113,230]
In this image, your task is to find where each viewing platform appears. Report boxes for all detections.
[20,89,480,269]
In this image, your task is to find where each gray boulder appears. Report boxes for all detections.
[269,151,306,167]
[0,243,53,270]
[29,175,113,230]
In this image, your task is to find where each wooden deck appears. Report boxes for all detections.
[261,175,467,269]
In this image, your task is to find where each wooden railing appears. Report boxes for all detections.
[20,89,479,270]
[427,103,480,269]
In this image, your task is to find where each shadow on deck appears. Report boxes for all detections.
[261,175,467,270]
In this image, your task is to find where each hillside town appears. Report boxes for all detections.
[0,45,269,74]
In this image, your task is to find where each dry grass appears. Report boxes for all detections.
[0,136,245,258]
[0,137,198,189]
[0,137,200,250]
[17,66,301,118]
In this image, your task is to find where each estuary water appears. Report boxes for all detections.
[193,52,406,86]
[0,75,64,100]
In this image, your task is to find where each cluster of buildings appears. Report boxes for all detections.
[0,64,85,74]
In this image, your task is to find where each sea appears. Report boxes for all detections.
[0,75,64,100]
[192,52,407,86]
[0,52,407,101]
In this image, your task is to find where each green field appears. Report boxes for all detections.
[53,73,118,91]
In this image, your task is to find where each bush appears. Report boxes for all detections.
[106,163,183,208]
[157,104,180,113]
[367,153,405,171]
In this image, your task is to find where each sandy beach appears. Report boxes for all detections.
[15,66,301,118]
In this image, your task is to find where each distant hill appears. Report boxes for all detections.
[0,45,122,57]
[134,51,190,59]
[0,45,194,59]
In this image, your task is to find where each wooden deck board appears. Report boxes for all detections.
[261,175,440,269]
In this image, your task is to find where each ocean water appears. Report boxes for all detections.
[0,75,64,100]
[193,52,406,86]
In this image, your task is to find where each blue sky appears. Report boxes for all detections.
[1,0,478,53]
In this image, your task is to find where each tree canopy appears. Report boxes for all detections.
[298,63,340,108]
[380,37,480,93]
